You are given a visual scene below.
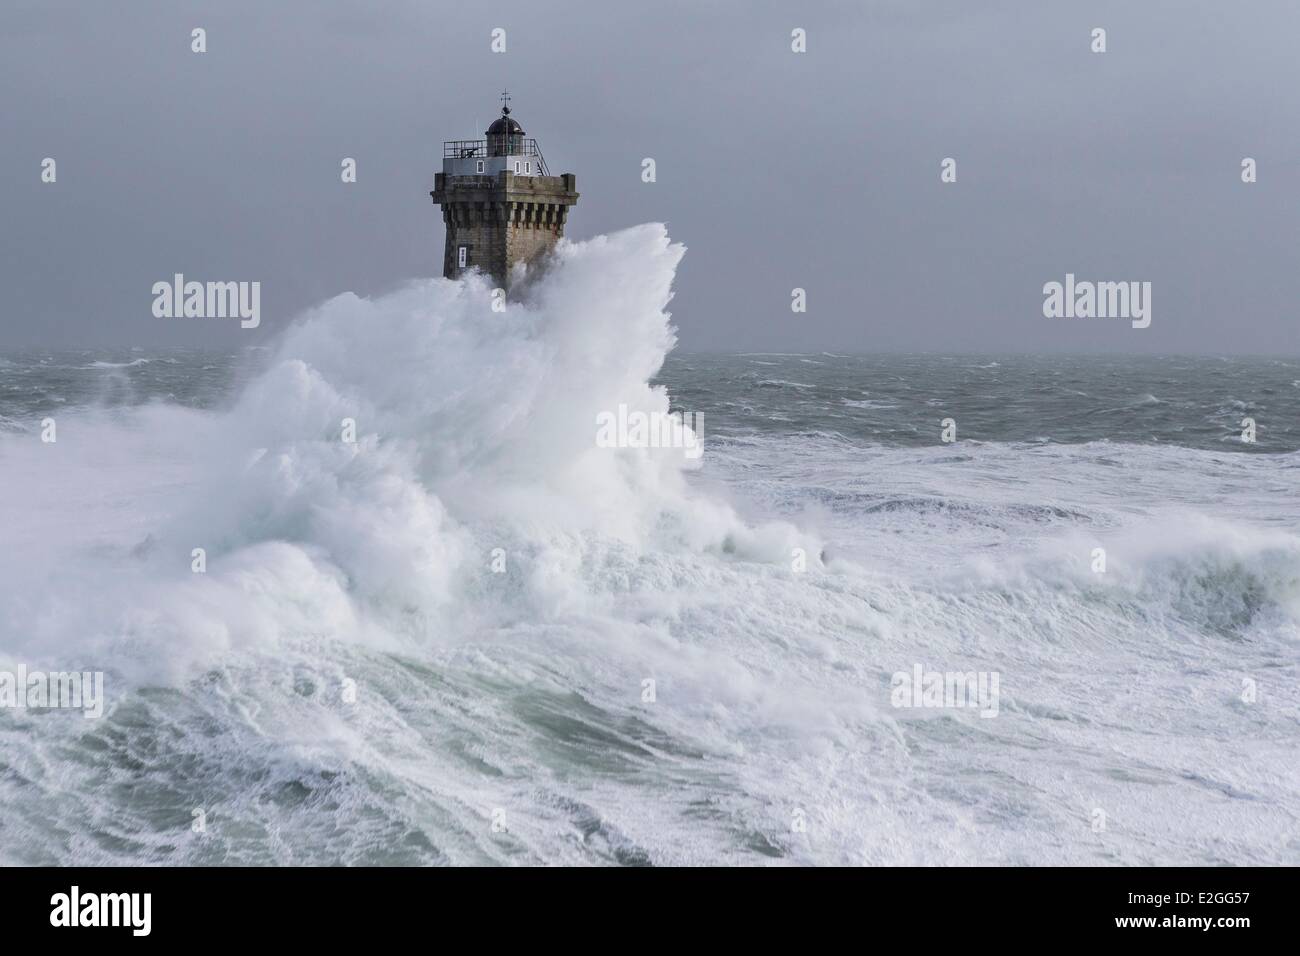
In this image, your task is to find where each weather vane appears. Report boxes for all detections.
[500,89,512,114]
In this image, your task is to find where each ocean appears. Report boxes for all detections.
[1,225,1297,865]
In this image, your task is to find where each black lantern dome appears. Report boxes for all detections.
[486,109,524,137]
[486,105,524,156]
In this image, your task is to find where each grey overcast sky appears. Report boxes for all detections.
[1,0,1297,353]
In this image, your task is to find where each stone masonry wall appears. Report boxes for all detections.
[432,171,579,290]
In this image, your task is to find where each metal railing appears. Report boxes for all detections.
[444,140,487,158]
[443,138,551,175]
[532,141,550,177]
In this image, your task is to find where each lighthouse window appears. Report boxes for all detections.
[458,246,467,268]
[514,161,521,173]
[525,161,531,174]
[476,160,484,174]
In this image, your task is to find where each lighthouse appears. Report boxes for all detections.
[430,94,579,289]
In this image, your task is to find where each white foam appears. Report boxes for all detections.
[1,226,1297,866]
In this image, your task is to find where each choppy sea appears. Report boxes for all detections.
[1,225,1297,864]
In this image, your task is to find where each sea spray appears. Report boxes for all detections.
[2,230,1298,866]
[0,223,819,677]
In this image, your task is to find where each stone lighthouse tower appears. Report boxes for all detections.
[430,94,579,289]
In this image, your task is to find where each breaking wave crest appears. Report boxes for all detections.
[1,224,816,679]
[1,225,1297,865]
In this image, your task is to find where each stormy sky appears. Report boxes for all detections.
[2,0,1296,354]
